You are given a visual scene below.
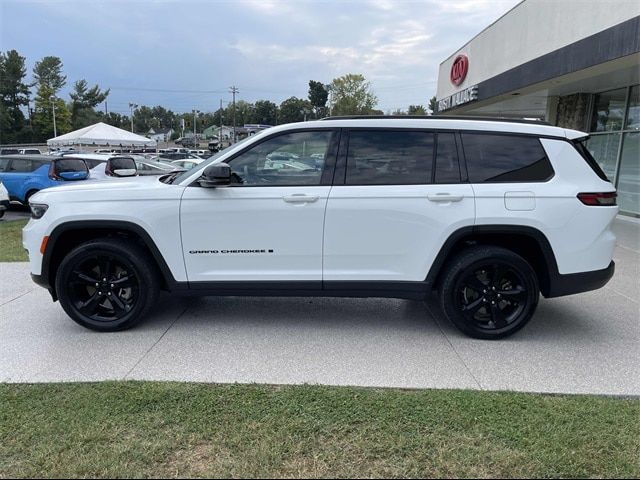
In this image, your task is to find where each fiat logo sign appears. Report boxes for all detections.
[450,55,469,86]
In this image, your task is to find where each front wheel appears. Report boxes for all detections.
[55,238,159,331]
[439,246,539,339]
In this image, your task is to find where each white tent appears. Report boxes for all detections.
[47,122,156,147]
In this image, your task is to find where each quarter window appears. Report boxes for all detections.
[346,130,434,185]
[461,133,553,183]
[228,131,332,186]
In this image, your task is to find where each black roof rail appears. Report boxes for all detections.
[319,115,551,126]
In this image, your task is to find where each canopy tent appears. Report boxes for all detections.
[47,122,156,147]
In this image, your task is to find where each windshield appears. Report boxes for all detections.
[172,137,253,184]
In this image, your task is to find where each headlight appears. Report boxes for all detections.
[30,203,49,219]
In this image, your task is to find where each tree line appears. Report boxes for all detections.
[0,50,437,144]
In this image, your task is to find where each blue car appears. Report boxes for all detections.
[0,155,90,204]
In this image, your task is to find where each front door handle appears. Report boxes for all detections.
[283,194,319,203]
[428,193,464,203]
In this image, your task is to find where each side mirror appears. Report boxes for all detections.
[106,157,138,177]
[199,163,231,187]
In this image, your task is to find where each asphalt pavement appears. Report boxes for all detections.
[0,217,638,395]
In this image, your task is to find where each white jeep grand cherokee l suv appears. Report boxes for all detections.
[22,117,618,339]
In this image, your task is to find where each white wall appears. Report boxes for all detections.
[437,0,640,100]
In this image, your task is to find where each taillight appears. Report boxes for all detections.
[48,162,60,180]
[577,192,617,206]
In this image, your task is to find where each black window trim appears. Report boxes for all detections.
[459,131,555,184]
[189,127,340,188]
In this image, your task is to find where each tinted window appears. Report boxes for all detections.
[54,158,87,173]
[461,134,553,183]
[0,158,10,172]
[434,133,460,183]
[107,158,136,171]
[346,130,433,185]
[9,159,32,172]
[228,131,332,186]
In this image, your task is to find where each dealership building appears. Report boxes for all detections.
[436,1,639,216]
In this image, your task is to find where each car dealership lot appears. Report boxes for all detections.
[0,218,637,395]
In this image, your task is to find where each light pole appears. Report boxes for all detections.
[128,103,138,133]
[50,95,57,137]
[192,109,199,145]
[229,86,239,143]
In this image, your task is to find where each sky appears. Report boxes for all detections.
[1,0,521,116]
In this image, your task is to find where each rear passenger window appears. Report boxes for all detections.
[461,133,554,183]
[346,130,434,185]
[0,158,9,172]
[434,133,460,183]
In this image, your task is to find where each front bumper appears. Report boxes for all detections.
[30,273,57,301]
[546,261,615,298]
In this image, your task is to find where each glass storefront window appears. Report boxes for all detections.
[617,132,639,214]
[590,88,627,132]
[586,133,622,181]
[624,85,640,131]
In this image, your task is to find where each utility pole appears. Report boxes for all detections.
[129,103,138,133]
[229,86,239,143]
[50,95,57,138]
[219,99,223,147]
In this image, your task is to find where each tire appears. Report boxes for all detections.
[438,246,539,340]
[0,209,4,219]
[24,190,39,205]
[55,238,160,332]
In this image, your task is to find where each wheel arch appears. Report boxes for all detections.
[42,220,182,297]
[426,225,560,297]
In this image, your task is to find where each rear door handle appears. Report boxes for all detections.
[428,193,464,202]
[283,194,319,203]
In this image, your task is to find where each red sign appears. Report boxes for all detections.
[450,55,469,86]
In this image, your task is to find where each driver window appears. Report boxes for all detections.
[228,130,332,186]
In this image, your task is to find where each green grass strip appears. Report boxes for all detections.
[1,382,638,478]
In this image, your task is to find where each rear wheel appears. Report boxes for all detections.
[439,246,539,339]
[55,238,159,331]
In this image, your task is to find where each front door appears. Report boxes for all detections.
[180,129,338,284]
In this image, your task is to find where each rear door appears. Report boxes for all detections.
[2,158,33,200]
[323,129,475,282]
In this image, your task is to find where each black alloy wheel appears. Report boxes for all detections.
[439,246,539,339]
[55,238,159,331]
[68,254,139,322]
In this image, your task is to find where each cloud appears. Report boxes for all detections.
[2,0,521,112]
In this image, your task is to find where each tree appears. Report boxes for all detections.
[278,97,312,124]
[253,100,277,125]
[32,56,69,140]
[33,56,66,93]
[69,79,110,129]
[308,80,328,118]
[428,96,438,115]
[408,105,427,115]
[0,50,31,142]
[32,84,71,140]
[329,74,377,116]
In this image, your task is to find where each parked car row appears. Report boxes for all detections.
[0,152,193,204]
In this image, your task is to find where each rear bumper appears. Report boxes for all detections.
[546,261,615,298]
